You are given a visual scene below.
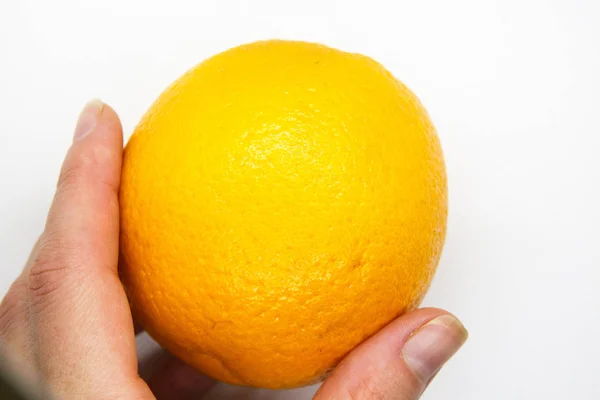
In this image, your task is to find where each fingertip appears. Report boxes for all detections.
[73,99,123,144]
[316,308,467,399]
[392,308,459,337]
[99,102,124,141]
[402,313,468,384]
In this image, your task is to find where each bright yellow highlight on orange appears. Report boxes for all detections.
[119,40,447,389]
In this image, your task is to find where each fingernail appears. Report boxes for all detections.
[403,315,468,383]
[74,99,104,141]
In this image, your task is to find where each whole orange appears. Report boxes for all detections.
[119,40,447,389]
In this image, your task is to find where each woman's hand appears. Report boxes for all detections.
[0,101,467,399]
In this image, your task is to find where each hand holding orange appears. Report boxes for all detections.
[119,40,447,389]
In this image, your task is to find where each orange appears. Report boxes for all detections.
[119,40,447,389]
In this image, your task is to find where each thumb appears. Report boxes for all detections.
[314,308,467,400]
[26,100,151,398]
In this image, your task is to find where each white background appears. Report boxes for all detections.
[1,1,599,399]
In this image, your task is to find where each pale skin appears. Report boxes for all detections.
[0,101,467,399]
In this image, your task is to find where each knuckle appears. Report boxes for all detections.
[28,255,69,302]
[26,236,82,306]
[347,378,386,400]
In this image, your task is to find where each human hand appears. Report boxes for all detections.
[0,100,467,399]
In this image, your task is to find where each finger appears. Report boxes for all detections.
[314,308,467,400]
[26,101,151,397]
